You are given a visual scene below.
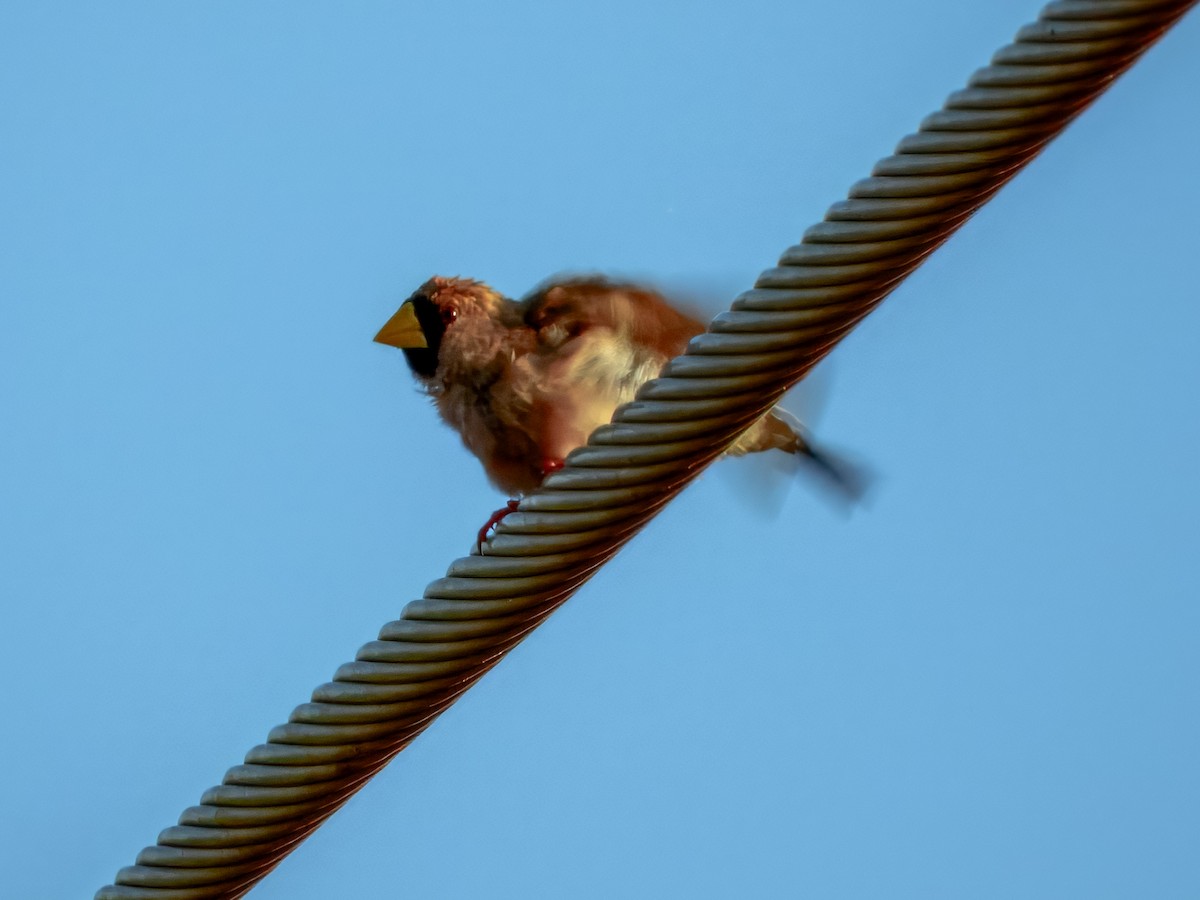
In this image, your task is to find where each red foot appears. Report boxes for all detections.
[478,499,520,550]
[540,457,565,478]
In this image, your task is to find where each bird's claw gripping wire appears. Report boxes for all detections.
[476,460,563,551]
[477,500,520,551]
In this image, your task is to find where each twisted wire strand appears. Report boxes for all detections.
[96,2,1196,896]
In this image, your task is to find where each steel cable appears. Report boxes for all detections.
[96,1,1196,896]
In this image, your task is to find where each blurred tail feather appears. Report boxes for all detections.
[768,407,869,504]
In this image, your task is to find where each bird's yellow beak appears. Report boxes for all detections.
[373,301,427,349]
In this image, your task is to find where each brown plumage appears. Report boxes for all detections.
[375,275,857,539]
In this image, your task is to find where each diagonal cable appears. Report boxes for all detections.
[96,1,1197,897]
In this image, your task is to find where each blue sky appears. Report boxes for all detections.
[2,2,1198,898]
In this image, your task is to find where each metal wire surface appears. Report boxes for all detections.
[96,1,1196,896]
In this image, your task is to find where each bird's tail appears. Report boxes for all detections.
[733,408,868,502]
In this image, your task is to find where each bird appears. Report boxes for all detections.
[374,275,861,546]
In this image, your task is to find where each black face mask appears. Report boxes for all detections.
[401,293,446,379]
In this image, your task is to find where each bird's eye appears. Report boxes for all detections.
[441,306,458,326]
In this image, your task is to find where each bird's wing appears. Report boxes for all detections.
[522,277,706,359]
[514,279,708,462]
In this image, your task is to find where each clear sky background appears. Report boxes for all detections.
[2,2,1198,898]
